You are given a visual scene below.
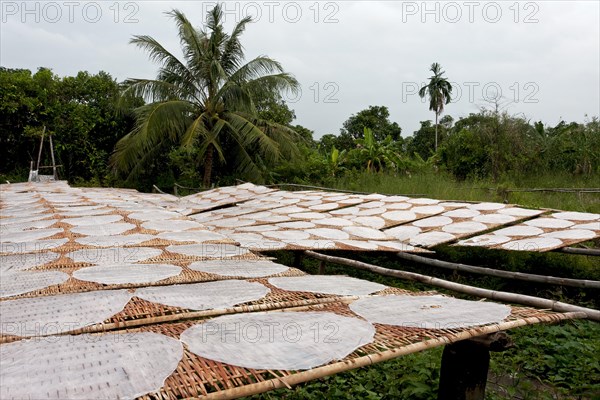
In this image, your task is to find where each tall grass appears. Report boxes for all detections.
[329,170,600,213]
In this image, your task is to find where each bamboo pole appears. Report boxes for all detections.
[558,247,600,257]
[304,251,600,322]
[36,126,46,171]
[395,252,600,289]
[200,312,585,400]
[0,297,356,343]
[48,134,57,180]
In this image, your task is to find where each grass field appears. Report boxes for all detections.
[328,171,600,213]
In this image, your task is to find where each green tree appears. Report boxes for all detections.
[111,6,300,187]
[337,105,403,151]
[354,127,402,173]
[0,68,135,183]
[418,63,453,151]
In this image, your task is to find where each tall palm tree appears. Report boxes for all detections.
[111,5,300,187]
[418,63,452,151]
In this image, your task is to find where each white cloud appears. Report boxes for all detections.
[1,0,598,137]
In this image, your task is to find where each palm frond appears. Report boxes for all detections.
[111,100,192,173]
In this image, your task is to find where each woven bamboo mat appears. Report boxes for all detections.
[0,280,417,343]
[112,301,583,399]
[2,262,307,300]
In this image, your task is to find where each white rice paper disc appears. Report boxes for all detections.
[349,295,511,329]
[272,206,307,214]
[381,210,417,222]
[570,222,600,231]
[413,216,453,228]
[1,208,48,218]
[63,214,123,226]
[306,228,350,240]
[237,225,280,232]
[501,237,564,251]
[442,221,488,234]
[157,230,228,243]
[1,271,69,298]
[385,226,422,241]
[1,215,52,226]
[1,238,68,254]
[2,228,63,243]
[442,209,481,218]
[262,230,311,241]
[541,229,596,240]
[410,231,456,247]
[498,208,542,217]
[524,218,575,229]
[343,226,388,240]
[457,235,512,247]
[314,217,354,227]
[227,233,287,250]
[473,214,516,224]
[57,208,113,217]
[0,332,183,400]
[73,263,181,285]
[75,234,154,247]
[135,280,269,310]
[407,198,439,205]
[66,247,162,264]
[369,241,418,252]
[1,219,57,233]
[269,276,386,296]
[181,311,375,370]
[353,216,386,229]
[209,218,257,228]
[468,203,505,211]
[276,221,317,229]
[142,219,204,232]
[188,260,290,277]
[493,225,544,237]
[357,207,386,216]
[384,202,413,210]
[552,212,599,221]
[411,206,446,215]
[384,195,411,202]
[128,210,182,221]
[0,289,134,336]
[166,244,250,259]
[289,212,327,220]
[338,198,365,205]
[0,252,60,273]
[71,222,136,236]
[309,203,340,211]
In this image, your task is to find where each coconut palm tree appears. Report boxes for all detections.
[418,63,453,151]
[111,5,300,187]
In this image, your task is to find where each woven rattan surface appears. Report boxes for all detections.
[121,300,580,399]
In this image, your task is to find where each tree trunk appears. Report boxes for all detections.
[434,112,439,152]
[203,144,214,188]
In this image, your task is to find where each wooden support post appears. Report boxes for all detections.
[437,332,513,400]
[293,252,305,269]
[318,260,326,275]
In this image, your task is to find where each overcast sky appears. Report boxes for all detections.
[1,1,599,137]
